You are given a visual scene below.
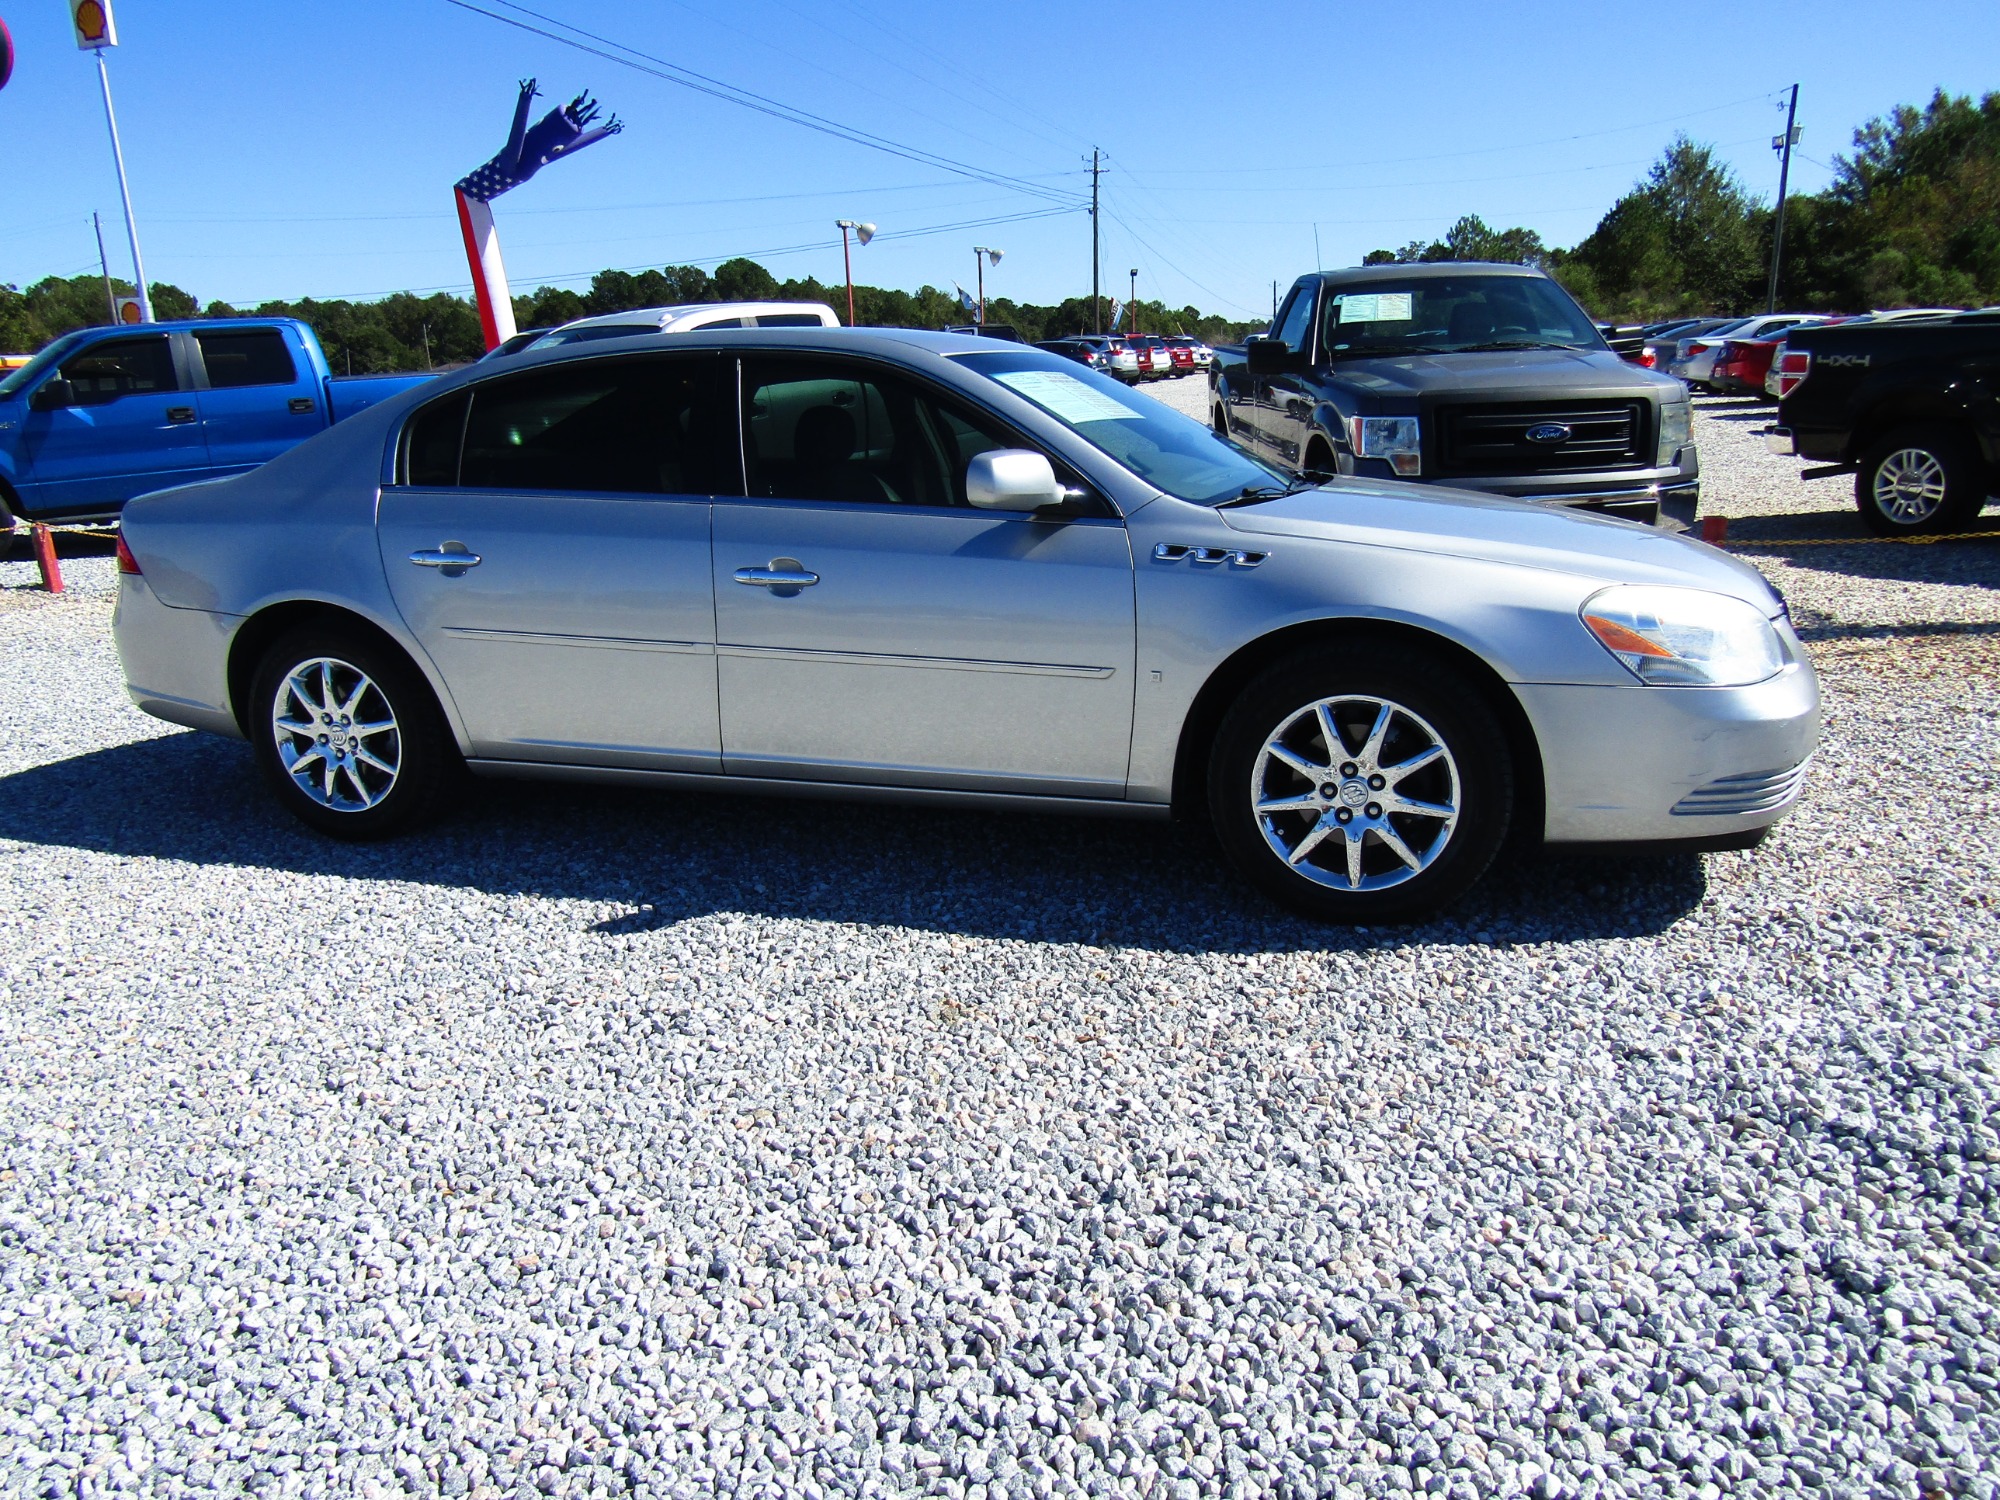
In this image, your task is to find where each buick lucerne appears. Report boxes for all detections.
[113,330,1818,921]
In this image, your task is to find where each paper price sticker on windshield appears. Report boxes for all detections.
[1334,292,1413,324]
[995,370,1145,423]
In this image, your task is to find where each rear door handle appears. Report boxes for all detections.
[733,559,818,597]
[166,406,196,423]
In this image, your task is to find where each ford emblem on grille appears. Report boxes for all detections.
[1525,423,1572,444]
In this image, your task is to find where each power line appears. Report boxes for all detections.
[1120,90,1794,178]
[215,204,1074,305]
[442,0,1086,209]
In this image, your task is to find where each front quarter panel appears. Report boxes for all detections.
[1124,497,1640,802]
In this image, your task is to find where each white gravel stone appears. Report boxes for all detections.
[0,411,1996,1498]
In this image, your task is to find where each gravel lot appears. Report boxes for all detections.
[3,400,1997,1500]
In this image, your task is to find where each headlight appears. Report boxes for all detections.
[1581,585,1785,686]
[1656,400,1692,465]
[1349,415,1422,477]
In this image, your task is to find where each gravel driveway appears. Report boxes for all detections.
[2,402,1997,1500]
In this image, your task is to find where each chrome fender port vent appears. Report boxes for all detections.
[1153,544,1268,567]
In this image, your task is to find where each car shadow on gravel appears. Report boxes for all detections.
[0,732,1711,952]
[1722,512,2000,587]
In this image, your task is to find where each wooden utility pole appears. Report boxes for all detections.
[1767,84,1800,314]
[1090,148,1102,334]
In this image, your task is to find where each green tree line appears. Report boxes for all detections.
[1364,89,1999,321]
[0,253,1258,375]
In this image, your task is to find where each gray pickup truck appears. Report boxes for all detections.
[1210,263,1699,526]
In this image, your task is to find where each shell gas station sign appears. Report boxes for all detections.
[70,0,118,50]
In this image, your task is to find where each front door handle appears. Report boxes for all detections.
[733,558,818,598]
[288,397,316,415]
[166,406,196,423]
[409,543,482,577]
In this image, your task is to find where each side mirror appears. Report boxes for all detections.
[1244,337,1298,375]
[30,378,76,411]
[966,449,1064,512]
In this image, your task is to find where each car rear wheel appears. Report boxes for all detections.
[1855,425,1990,537]
[250,628,456,839]
[1207,644,1513,922]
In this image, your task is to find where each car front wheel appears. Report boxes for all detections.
[1855,425,1990,537]
[1208,645,1513,922]
[250,628,456,838]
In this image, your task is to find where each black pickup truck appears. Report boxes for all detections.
[1211,263,1699,526]
[1764,309,2000,535]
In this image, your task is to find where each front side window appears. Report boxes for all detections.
[196,329,297,388]
[956,348,1288,506]
[1272,287,1316,354]
[417,356,738,495]
[58,335,177,404]
[1317,274,1603,358]
[740,356,1032,509]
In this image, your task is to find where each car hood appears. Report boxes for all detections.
[1218,478,1783,612]
[1321,346,1675,400]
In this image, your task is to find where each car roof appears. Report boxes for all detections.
[426,327,1005,389]
[552,302,835,331]
[1317,262,1550,284]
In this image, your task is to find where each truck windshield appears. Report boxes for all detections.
[955,348,1289,506]
[0,331,92,400]
[1319,275,1603,358]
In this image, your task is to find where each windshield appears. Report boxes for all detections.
[1318,274,1604,358]
[0,331,93,400]
[956,348,1288,506]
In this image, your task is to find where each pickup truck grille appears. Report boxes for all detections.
[1435,400,1648,476]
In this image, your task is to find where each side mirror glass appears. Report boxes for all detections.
[1244,337,1297,375]
[31,378,76,411]
[966,449,1063,512]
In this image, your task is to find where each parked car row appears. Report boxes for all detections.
[1034,333,1214,383]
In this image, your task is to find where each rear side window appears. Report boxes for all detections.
[58,335,177,404]
[455,356,740,495]
[752,313,825,328]
[196,329,297,388]
[403,392,469,486]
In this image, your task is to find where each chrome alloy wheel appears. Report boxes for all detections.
[1250,694,1461,892]
[270,657,402,812]
[1872,447,1948,525]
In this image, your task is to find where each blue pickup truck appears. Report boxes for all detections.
[0,318,431,526]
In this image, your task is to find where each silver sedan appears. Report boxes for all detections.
[113,329,1818,921]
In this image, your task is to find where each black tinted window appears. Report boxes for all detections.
[458,356,739,495]
[751,314,822,327]
[741,357,1026,509]
[59,335,176,404]
[196,329,296,388]
[404,392,469,486]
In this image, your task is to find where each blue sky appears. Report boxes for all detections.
[4,0,1995,319]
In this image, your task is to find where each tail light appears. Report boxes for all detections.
[1776,349,1811,399]
[1639,350,1657,369]
[1687,342,1711,356]
[116,533,142,575]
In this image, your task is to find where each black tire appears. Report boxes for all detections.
[249,627,457,839]
[1854,424,1990,537]
[1207,644,1513,923]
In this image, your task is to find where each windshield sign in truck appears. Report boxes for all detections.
[1211,264,1699,527]
[0,319,432,526]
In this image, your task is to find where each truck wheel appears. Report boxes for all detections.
[250,628,458,839]
[1855,425,1990,537]
[1207,643,1513,923]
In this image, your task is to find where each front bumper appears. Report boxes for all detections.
[1349,457,1701,528]
[1517,659,1820,845]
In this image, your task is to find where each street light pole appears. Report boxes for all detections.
[1128,268,1138,335]
[93,47,151,323]
[834,220,875,327]
[973,246,1002,326]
